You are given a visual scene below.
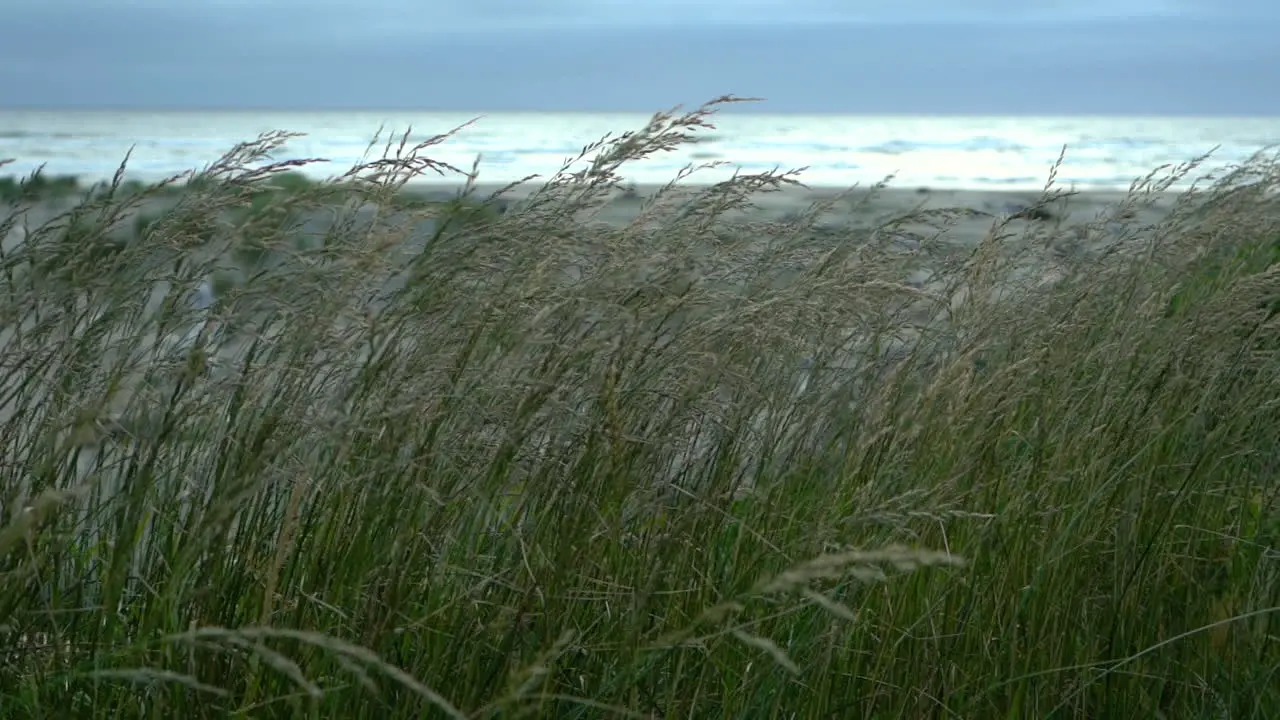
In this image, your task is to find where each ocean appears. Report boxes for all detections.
[1,110,1278,192]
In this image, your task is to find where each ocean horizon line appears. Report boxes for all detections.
[3,106,1280,121]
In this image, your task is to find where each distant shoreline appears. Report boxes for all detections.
[2,171,1186,263]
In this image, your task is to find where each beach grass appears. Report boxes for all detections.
[0,97,1277,718]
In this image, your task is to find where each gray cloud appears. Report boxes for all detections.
[1,2,1276,113]
[0,0,1240,34]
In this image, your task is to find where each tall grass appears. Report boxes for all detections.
[0,97,1276,718]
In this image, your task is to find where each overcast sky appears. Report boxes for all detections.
[3,1,1277,114]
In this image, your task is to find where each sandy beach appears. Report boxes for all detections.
[3,181,1184,246]
[582,184,1178,228]
[439,182,1186,251]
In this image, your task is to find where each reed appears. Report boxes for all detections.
[0,97,1276,718]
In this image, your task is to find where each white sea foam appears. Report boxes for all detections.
[2,111,1277,191]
